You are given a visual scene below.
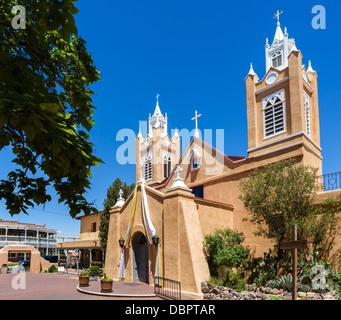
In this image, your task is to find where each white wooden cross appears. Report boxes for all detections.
[274,10,283,23]
[191,110,202,131]
[156,93,160,103]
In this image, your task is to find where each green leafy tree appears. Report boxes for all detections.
[203,228,250,276]
[240,159,341,263]
[99,178,135,250]
[0,1,103,217]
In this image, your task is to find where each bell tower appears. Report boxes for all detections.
[245,12,322,174]
[136,95,181,187]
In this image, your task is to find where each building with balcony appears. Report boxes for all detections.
[0,220,57,261]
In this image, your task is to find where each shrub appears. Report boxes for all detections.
[203,228,250,276]
[243,250,277,286]
[208,269,247,291]
[223,269,247,291]
[48,264,58,273]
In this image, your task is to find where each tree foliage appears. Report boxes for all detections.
[99,178,135,250]
[0,1,103,217]
[240,159,341,259]
[203,228,250,276]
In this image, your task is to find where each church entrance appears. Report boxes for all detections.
[132,232,149,284]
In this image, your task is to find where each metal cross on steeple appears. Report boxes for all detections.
[156,93,160,103]
[274,10,283,23]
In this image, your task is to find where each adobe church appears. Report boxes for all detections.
[104,18,339,298]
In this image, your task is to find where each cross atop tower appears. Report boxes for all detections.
[192,110,202,130]
[274,10,283,24]
[156,93,160,103]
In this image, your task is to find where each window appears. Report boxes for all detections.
[91,222,96,232]
[189,149,201,171]
[304,93,311,136]
[163,152,172,179]
[263,90,285,138]
[192,185,204,199]
[272,51,283,69]
[144,152,153,181]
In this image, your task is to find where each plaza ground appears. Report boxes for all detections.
[0,272,165,300]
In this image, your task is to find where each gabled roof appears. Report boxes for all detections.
[156,136,247,188]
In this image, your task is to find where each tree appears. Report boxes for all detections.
[240,159,341,262]
[99,178,135,250]
[0,1,103,217]
[203,228,250,276]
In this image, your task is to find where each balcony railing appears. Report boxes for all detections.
[0,235,57,247]
[319,172,341,192]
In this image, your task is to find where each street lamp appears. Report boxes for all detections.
[152,235,159,247]
[118,236,125,248]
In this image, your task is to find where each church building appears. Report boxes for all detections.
[104,18,340,298]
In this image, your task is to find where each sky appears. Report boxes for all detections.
[1,0,340,235]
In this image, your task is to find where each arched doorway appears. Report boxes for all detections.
[132,232,149,284]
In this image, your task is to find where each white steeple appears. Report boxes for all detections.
[273,21,285,43]
[148,94,168,138]
[265,11,298,73]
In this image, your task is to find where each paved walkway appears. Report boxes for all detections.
[0,272,164,300]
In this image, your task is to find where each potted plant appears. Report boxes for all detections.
[101,272,113,293]
[79,269,90,287]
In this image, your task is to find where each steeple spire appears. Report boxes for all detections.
[273,10,285,42]
[149,93,168,138]
[153,93,162,116]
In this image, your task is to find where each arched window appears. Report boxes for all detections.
[163,152,172,179]
[262,89,286,138]
[143,152,152,181]
[272,51,283,68]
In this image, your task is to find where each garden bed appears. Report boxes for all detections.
[202,282,337,300]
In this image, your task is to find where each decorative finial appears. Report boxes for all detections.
[156,93,160,104]
[174,166,183,179]
[112,189,125,208]
[118,189,124,200]
[307,60,315,73]
[249,63,256,76]
[166,165,192,192]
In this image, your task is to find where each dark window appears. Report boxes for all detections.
[91,222,96,232]
[192,185,204,199]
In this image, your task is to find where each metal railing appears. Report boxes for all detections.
[154,276,181,300]
[319,172,341,192]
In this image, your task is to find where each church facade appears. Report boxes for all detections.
[104,20,341,298]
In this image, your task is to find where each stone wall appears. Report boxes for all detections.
[201,282,337,300]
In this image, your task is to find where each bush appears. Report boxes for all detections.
[209,269,247,291]
[243,250,277,286]
[204,228,250,276]
[48,264,58,273]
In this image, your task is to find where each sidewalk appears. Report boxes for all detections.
[0,272,163,300]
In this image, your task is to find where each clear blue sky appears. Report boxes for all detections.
[1,0,340,235]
